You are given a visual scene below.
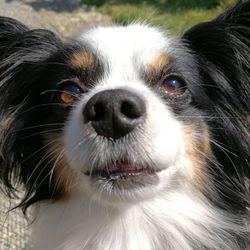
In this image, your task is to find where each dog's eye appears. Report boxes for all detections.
[58,83,82,104]
[161,77,186,94]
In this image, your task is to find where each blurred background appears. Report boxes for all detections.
[1,0,238,37]
[89,0,238,35]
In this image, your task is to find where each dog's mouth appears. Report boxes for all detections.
[85,162,160,189]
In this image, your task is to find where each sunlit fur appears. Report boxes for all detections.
[0,1,250,249]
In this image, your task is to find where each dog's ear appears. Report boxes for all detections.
[0,16,28,53]
[182,0,250,145]
[182,1,250,103]
[0,16,63,201]
[183,1,250,204]
[0,16,63,108]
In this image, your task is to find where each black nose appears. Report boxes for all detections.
[83,89,146,139]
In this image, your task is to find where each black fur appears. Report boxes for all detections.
[0,16,106,212]
[0,17,65,211]
[183,0,250,211]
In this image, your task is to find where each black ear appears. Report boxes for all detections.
[183,0,250,88]
[0,16,28,54]
[182,0,250,150]
[183,1,250,207]
[183,1,250,106]
[0,16,63,108]
[0,16,63,204]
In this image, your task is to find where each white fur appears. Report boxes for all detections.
[32,189,244,250]
[32,24,247,249]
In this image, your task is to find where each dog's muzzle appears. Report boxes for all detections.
[81,89,159,189]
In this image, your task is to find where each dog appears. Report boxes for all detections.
[0,1,249,249]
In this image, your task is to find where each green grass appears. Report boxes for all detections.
[83,0,238,35]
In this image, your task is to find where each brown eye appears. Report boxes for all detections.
[161,77,187,94]
[58,83,82,104]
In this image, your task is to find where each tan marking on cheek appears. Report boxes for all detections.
[183,125,211,189]
[147,53,171,72]
[45,134,76,202]
[70,51,95,70]
[202,128,211,156]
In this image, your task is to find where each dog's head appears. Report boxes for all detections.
[0,1,249,212]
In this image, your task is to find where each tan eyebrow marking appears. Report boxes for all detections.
[147,53,171,72]
[70,51,95,70]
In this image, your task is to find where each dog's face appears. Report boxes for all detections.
[61,25,211,203]
[0,7,249,212]
[6,25,209,205]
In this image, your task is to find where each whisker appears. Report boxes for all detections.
[175,115,243,119]
[41,89,81,99]
[49,148,65,188]
[192,143,239,187]
[24,139,61,185]
[189,146,236,190]
[20,103,75,114]
[28,150,62,195]
[20,128,63,140]
[209,138,240,182]
[14,123,64,132]
[208,138,237,157]
[36,139,85,196]
[21,139,60,163]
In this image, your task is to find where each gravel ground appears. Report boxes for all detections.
[0,192,31,250]
[0,1,111,249]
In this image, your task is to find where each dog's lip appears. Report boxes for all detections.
[84,162,160,188]
[85,162,154,177]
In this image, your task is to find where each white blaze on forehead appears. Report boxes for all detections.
[79,24,171,76]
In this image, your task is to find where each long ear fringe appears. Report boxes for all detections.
[215,0,250,25]
[0,16,63,212]
[0,16,28,53]
[182,0,250,155]
[0,16,63,105]
[183,1,250,207]
[0,108,24,191]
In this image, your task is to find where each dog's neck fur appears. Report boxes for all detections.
[32,186,246,250]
